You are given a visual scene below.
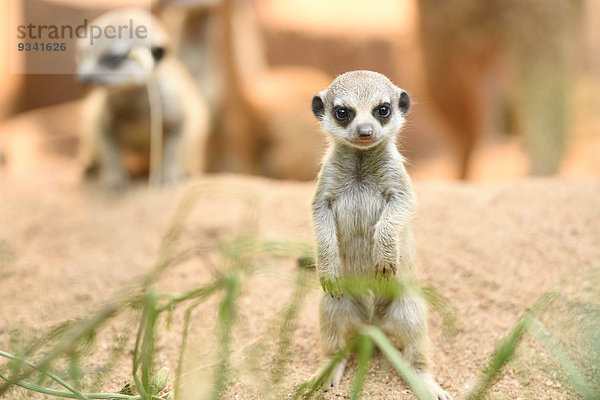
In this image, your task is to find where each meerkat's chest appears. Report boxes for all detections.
[106,96,180,152]
[329,181,386,275]
[331,182,385,236]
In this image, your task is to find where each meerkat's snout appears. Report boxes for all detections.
[356,123,373,138]
[352,121,376,147]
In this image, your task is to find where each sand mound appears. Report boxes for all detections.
[0,174,598,399]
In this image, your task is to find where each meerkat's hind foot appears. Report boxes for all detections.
[328,358,347,389]
[102,174,128,193]
[417,371,451,400]
[312,358,347,391]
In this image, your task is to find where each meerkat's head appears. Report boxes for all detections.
[311,70,410,149]
[76,8,170,87]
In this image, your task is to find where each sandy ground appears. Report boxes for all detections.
[0,169,599,400]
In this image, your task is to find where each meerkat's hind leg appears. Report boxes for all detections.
[160,131,185,184]
[97,132,128,191]
[312,356,347,391]
[380,295,451,399]
[318,294,366,389]
[327,357,348,389]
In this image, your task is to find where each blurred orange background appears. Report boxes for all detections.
[1,0,599,183]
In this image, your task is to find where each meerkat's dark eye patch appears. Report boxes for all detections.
[312,95,325,120]
[333,106,355,127]
[100,53,127,68]
[399,91,410,114]
[373,103,392,124]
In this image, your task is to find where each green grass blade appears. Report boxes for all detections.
[268,269,311,390]
[528,319,596,400]
[421,285,460,337]
[174,297,205,399]
[466,285,562,400]
[157,280,223,313]
[361,326,434,400]
[350,334,375,400]
[292,340,354,400]
[211,274,240,400]
[0,303,120,396]
[0,187,206,398]
[0,370,164,399]
[69,353,82,391]
[0,350,90,400]
[132,290,160,400]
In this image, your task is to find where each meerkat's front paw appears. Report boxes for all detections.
[374,261,396,278]
[319,275,344,297]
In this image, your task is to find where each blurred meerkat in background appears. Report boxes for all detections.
[218,0,332,180]
[158,0,223,115]
[161,0,331,180]
[77,8,209,190]
[417,0,583,179]
[157,0,225,174]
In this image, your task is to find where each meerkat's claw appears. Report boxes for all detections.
[315,358,347,391]
[374,262,396,278]
[438,391,452,400]
[418,371,452,400]
[327,358,347,390]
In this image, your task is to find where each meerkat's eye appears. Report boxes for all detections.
[377,105,391,118]
[334,107,350,121]
[373,103,392,123]
[151,46,166,62]
[100,53,127,68]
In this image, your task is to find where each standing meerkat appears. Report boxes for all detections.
[311,70,450,399]
[163,0,331,179]
[77,9,209,190]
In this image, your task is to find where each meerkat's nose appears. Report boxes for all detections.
[357,123,374,138]
[77,62,96,83]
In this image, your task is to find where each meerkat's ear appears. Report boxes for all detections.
[398,90,410,114]
[312,91,326,120]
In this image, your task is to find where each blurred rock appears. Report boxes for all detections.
[0,100,83,178]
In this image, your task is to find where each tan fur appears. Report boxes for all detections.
[159,0,331,179]
[416,0,581,179]
[311,71,449,399]
[158,0,223,115]
[77,9,209,190]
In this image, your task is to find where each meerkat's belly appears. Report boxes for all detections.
[113,121,152,152]
[333,187,385,276]
[107,92,177,154]
[111,117,177,154]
